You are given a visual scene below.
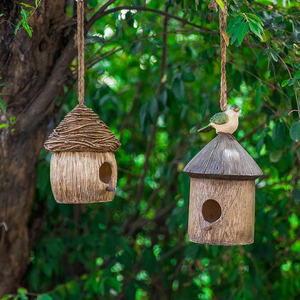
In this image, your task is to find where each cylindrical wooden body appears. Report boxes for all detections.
[50,151,117,204]
[188,178,255,245]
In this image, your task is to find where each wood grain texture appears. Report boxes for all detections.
[184,133,263,180]
[188,178,255,245]
[50,152,117,203]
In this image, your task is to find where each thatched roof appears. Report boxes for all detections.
[184,133,263,180]
[44,104,121,152]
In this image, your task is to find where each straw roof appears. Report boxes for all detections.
[44,104,121,152]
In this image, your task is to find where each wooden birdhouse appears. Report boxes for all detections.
[44,104,121,204]
[183,133,263,246]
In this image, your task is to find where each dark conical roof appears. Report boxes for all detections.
[44,104,121,152]
[183,133,263,180]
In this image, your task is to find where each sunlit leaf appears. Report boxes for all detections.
[215,0,224,11]
[249,21,262,40]
[20,3,35,9]
[247,13,264,26]
[281,79,290,87]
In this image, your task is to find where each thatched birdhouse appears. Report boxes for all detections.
[44,104,121,204]
[183,133,263,246]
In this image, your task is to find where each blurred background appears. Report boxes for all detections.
[1,0,300,299]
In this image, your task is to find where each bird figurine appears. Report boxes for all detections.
[198,105,241,134]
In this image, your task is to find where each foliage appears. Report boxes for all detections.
[2,0,300,299]
[14,1,42,37]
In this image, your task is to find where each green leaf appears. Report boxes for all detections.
[247,13,264,26]
[281,79,290,87]
[215,0,224,11]
[0,98,6,113]
[0,13,4,17]
[290,121,300,142]
[9,116,15,125]
[237,21,249,45]
[20,3,35,9]
[107,277,122,293]
[249,22,262,40]
[270,49,278,62]
[0,124,9,129]
[0,295,14,300]
[230,23,240,45]
[295,70,300,79]
[20,9,32,37]
[17,288,27,295]
[14,20,22,35]
[227,15,243,34]
[248,17,264,31]
[288,78,296,86]
[36,295,53,300]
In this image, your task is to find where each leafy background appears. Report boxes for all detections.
[1,0,300,299]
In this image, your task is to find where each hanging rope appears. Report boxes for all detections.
[77,0,85,105]
[219,3,228,112]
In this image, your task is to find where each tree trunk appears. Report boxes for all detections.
[0,0,74,294]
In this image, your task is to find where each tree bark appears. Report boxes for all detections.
[0,0,74,294]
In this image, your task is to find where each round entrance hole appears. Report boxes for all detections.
[202,199,222,223]
[99,162,112,184]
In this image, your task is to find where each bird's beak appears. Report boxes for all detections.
[234,108,240,112]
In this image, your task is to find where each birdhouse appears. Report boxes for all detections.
[44,104,121,204]
[183,133,263,245]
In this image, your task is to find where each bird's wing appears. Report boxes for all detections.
[210,112,229,125]
[198,125,213,133]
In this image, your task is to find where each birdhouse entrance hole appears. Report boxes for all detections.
[99,162,112,184]
[202,199,222,223]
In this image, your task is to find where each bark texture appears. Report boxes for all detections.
[0,0,76,294]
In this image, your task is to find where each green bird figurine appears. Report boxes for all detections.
[198,105,241,134]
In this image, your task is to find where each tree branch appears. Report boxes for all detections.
[87,29,214,70]
[17,0,117,133]
[100,6,214,32]
[85,0,116,33]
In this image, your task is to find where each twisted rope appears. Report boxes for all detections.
[77,0,85,105]
[219,3,227,112]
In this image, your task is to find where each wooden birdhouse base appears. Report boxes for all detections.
[188,178,255,246]
[184,133,263,246]
[50,151,117,204]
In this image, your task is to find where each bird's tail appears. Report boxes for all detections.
[198,125,213,133]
